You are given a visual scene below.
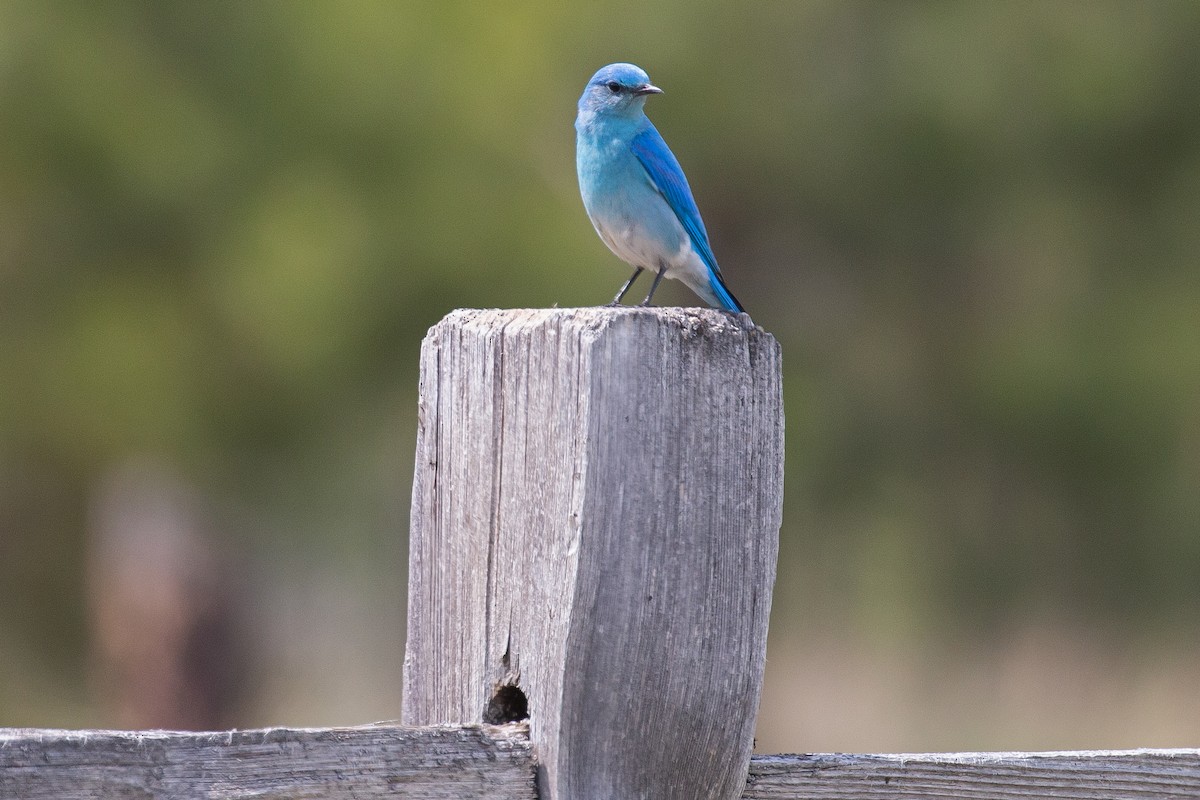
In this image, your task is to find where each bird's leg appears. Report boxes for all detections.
[608,266,644,306]
[638,264,668,306]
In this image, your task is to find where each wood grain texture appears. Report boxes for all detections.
[744,750,1200,799]
[0,723,535,799]
[403,307,784,800]
[5,727,1196,800]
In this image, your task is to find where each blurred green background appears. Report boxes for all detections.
[2,0,1200,751]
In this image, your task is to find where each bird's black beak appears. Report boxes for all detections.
[634,83,663,95]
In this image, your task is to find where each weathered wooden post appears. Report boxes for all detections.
[402,307,784,799]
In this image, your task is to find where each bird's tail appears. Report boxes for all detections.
[709,271,745,314]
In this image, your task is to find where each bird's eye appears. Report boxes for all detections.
[606,81,621,94]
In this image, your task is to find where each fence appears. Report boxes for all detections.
[2,308,1196,799]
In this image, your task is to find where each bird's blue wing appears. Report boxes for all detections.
[630,125,720,276]
[630,125,743,312]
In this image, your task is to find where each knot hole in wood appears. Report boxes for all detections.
[484,684,529,724]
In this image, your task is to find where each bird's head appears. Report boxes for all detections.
[577,63,662,120]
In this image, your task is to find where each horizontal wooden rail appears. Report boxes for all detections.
[744,749,1200,799]
[0,723,536,799]
[3,724,1197,799]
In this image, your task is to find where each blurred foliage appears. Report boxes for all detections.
[1,0,1199,742]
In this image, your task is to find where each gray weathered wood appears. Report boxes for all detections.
[403,307,784,800]
[0,723,535,799]
[744,750,1200,799]
[6,727,1197,800]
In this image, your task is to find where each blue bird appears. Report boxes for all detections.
[575,63,745,314]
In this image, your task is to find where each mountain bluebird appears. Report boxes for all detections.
[575,63,745,313]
